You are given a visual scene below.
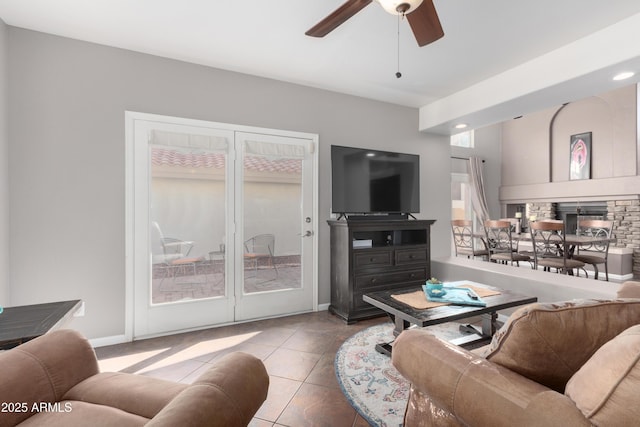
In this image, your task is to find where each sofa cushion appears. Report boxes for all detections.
[16,400,148,427]
[63,372,187,419]
[565,324,640,425]
[146,352,270,427]
[0,330,99,426]
[484,299,640,392]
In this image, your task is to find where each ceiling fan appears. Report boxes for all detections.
[306,0,444,47]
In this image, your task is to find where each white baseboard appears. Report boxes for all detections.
[90,334,128,348]
[609,273,634,281]
[91,305,332,348]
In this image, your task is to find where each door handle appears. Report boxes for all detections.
[300,230,314,237]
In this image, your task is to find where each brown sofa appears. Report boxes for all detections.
[392,281,640,427]
[0,329,269,426]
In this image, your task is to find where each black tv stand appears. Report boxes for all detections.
[327,218,435,323]
[336,213,413,221]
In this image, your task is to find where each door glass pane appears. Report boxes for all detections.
[149,132,227,304]
[243,143,303,293]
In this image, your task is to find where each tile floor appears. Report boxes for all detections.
[95,311,389,427]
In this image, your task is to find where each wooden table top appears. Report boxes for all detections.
[0,300,82,349]
[364,282,536,328]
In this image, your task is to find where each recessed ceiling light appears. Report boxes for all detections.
[613,71,635,81]
[454,123,468,129]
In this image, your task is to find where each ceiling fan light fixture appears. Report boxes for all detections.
[377,0,423,15]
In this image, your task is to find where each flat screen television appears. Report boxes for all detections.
[331,145,420,216]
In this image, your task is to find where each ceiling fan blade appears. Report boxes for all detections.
[406,0,444,47]
[306,0,373,37]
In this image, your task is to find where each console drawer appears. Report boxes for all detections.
[354,250,393,269]
[395,247,427,265]
[354,268,426,290]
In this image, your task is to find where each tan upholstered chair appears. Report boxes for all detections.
[0,329,269,426]
[392,281,640,427]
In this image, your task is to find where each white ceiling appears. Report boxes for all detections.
[1,0,640,134]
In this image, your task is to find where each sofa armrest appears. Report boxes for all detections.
[618,281,640,298]
[0,329,99,426]
[392,330,589,427]
[146,351,269,427]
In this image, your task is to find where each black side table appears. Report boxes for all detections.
[0,300,82,350]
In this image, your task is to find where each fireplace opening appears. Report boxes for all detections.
[555,202,607,234]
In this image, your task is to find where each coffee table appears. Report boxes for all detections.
[363,281,537,355]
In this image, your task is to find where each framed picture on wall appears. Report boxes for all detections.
[569,132,591,180]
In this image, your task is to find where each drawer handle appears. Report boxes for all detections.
[410,273,416,278]
[370,258,375,262]
[370,278,377,284]
[409,254,415,259]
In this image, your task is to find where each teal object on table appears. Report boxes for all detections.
[422,285,487,307]
[425,281,444,297]
[0,305,3,314]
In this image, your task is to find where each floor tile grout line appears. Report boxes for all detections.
[97,312,388,426]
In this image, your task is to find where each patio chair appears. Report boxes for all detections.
[244,233,278,279]
[451,219,489,260]
[152,221,204,281]
[572,219,614,280]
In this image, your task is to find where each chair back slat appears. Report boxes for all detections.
[530,221,563,255]
[574,219,613,280]
[484,220,514,253]
[451,219,474,251]
[577,219,613,253]
[451,219,487,259]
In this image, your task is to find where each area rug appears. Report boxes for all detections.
[335,322,471,427]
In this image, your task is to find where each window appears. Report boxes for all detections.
[450,130,474,148]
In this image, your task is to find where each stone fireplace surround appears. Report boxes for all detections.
[521,199,640,279]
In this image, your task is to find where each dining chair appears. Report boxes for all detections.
[451,219,489,260]
[499,217,521,234]
[484,220,531,267]
[529,221,586,276]
[572,219,614,281]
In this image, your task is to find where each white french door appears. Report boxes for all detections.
[234,132,315,321]
[126,112,317,339]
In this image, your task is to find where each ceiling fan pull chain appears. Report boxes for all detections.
[396,12,402,78]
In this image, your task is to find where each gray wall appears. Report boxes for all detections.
[6,27,451,339]
[0,19,8,306]
[500,84,639,203]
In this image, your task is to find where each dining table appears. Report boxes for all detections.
[513,232,614,252]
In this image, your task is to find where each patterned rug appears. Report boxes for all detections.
[335,322,471,427]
